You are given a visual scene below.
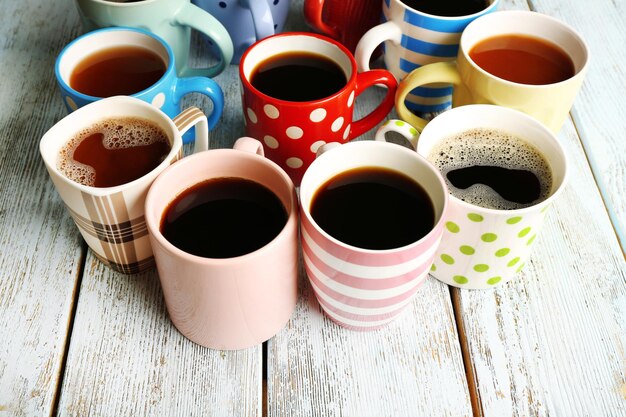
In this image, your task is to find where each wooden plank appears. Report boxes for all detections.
[56,258,261,417]
[456,111,626,416]
[0,1,85,415]
[534,0,626,251]
[267,1,471,416]
[455,1,626,415]
[56,37,263,416]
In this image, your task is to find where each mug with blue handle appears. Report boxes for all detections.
[55,27,224,143]
[193,0,290,64]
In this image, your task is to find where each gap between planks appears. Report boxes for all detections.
[451,286,484,417]
[49,243,87,417]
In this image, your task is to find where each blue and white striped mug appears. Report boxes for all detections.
[355,0,499,114]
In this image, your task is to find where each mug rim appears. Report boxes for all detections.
[392,0,500,21]
[300,140,449,254]
[460,10,590,88]
[144,148,299,265]
[40,96,182,196]
[416,104,569,215]
[238,32,358,106]
[54,26,175,102]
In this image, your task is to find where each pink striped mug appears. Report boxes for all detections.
[300,141,449,330]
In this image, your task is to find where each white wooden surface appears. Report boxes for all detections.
[0,0,624,416]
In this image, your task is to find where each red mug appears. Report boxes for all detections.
[304,0,382,55]
[239,32,397,185]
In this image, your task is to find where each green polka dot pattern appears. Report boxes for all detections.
[495,248,510,257]
[467,213,484,222]
[487,276,502,285]
[473,264,489,272]
[508,257,520,267]
[481,233,497,242]
[527,235,536,246]
[409,127,418,136]
[507,216,522,224]
[430,264,436,271]
[453,275,468,284]
[460,245,475,255]
[518,227,531,238]
[394,120,405,127]
[446,222,460,233]
[441,254,455,265]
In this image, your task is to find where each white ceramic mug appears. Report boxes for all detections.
[376,105,568,289]
[40,96,208,274]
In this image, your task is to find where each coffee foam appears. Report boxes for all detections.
[58,117,169,187]
[428,128,553,210]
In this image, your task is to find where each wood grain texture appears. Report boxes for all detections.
[456,103,626,417]
[266,1,471,416]
[56,257,261,417]
[0,1,85,416]
[56,40,263,416]
[532,0,626,251]
[454,1,626,416]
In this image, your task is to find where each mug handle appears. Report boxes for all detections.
[375,119,420,150]
[240,0,275,41]
[173,76,225,131]
[355,21,402,72]
[349,70,398,139]
[396,61,462,131]
[174,3,234,78]
[304,0,338,39]
[233,137,265,156]
[173,107,210,154]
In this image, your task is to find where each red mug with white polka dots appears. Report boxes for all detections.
[239,32,397,185]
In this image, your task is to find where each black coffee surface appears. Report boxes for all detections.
[428,128,553,210]
[161,177,287,258]
[401,0,489,16]
[251,52,346,101]
[446,166,541,204]
[310,167,435,250]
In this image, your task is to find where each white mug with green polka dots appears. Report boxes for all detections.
[375,105,568,289]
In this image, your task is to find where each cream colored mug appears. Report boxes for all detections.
[395,11,589,133]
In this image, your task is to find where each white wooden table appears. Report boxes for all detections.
[0,0,624,416]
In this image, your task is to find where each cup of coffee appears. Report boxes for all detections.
[55,27,224,144]
[239,32,397,185]
[304,0,382,56]
[299,140,449,330]
[193,0,290,64]
[40,96,209,274]
[74,0,234,77]
[395,10,589,133]
[376,105,568,289]
[355,0,499,114]
[144,137,299,350]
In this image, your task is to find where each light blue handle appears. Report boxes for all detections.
[241,0,275,41]
[174,77,224,131]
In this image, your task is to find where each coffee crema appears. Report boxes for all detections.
[310,167,435,250]
[161,177,288,259]
[400,0,489,17]
[427,128,553,210]
[69,45,166,97]
[58,117,171,188]
[469,34,575,85]
[250,52,347,102]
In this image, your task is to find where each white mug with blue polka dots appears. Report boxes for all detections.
[375,105,568,289]
[55,27,224,144]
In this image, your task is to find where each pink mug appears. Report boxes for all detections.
[300,140,449,330]
[145,138,299,350]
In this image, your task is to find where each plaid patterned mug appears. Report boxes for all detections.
[40,96,209,274]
